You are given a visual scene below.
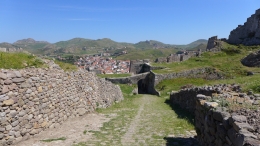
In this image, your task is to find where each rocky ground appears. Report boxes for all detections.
[13,95,199,146]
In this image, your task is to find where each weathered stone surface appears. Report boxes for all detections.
[204,102,218,108]
[213,111,230,122]
[197,94,206,100]
[4,79,12,85]
[3,99,14,106]
[11,121,19,127]
[38,86,43,93]
[233,122,254,132]
[231,115,247,123]
[2,85,9,94]
[5,125,12,131]
[12,77,25,83]
[0,95,9,101]
[0,65,124,144]
[20,82,31,88]
[0,73,7,79]
[7,72,16,78]
[77,108,86,116]
[228,8,260,46]
[14,71,22,78]
[227,128,244,146]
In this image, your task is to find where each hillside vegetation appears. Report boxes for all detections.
[0,52,44,69]
[154,42,260,96]
[1,38,208,60]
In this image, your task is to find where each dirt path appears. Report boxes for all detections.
[14,113,115,146]
[14,95,198,146]
[121,96,145,144]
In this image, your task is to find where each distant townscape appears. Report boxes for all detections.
[73,56,130,74]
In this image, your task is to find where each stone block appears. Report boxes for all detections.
[227,128,244,146]
[3,99,14,106]
[231,115,247,123]
[233,122,254,133]
[213,110,230,122]
[11,78,25,83]
[4,79,12,85]
[204,102,218,108]
[14,71,22,78]
[2,85,9,94]
[0,73,7,79]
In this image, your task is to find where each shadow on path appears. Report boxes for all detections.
[164,99,195,125]
[164,137,200,146]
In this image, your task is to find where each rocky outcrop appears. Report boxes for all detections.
[241,50,260,67]
[228,9,260,45]
[170,84,260,146]
[0,61,123,145]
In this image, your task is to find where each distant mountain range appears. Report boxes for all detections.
[0,38,208,55]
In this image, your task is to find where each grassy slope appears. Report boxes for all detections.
[0,52,44,69]
[152,43,260,76]
[154,43,260,96]
[115,48,177,60]
[54,60,78,72]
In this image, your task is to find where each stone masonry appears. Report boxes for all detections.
[206,36,222,52]
[0,60,123,145]
[170,84,260,146]
[228,9,260,45]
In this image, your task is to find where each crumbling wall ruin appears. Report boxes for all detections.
[0,61,123,145]
[170,84,260,146]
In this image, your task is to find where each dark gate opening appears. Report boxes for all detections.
[137,79,147,94]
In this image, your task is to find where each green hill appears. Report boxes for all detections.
[173,39,208,49]
[134,40,175,49]
[0,38,207,58]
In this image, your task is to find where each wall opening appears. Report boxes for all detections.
[137,79,147,94]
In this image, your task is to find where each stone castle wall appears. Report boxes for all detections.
[170,84,260,146]
[129,60,150,74]
[0,61,123,145]
[107,67,224,96]
[228,9,260,45]
[206,36,222,52]
[0,48,23,53]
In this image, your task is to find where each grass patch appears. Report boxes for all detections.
[97,73,131,78]
[54,60,78,72]
[41,137,66,142]
[152,43,260,78]
[0,52,44,69]
[83,130,87,135]
[156,74,260,97]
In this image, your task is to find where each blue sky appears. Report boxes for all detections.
[0,0,259,44]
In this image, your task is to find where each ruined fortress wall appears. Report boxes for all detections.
[170,85,260,146]
[0,48,23,53]
[228,9,260,45]
[129,60,147,74]
[0,63,123,145]
[106,72,150,84]
[0,48,7,52]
